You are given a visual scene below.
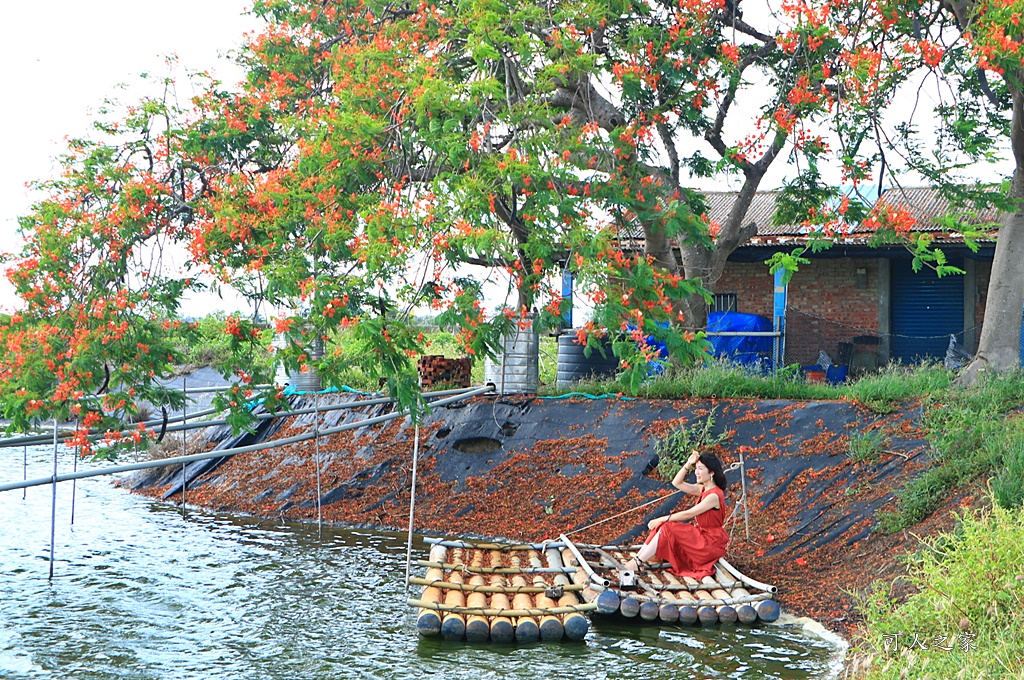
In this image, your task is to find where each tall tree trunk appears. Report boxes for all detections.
[668,177,761,333]
[958,89,1024,386]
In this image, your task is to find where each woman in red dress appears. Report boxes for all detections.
[623,450,729,579]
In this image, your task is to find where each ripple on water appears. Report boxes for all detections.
[0,444,841,679]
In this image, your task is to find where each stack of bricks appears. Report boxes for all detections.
[417,355,472,388]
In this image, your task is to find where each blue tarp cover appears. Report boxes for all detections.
[708,312,773,365]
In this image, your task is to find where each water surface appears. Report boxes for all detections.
[0,444,840,678]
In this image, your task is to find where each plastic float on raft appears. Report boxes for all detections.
[406,535,778,643]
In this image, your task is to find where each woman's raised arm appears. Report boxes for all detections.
[670,450,703,495]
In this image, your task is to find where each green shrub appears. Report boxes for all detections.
[654,409,731,479]
[856,501,1024,679]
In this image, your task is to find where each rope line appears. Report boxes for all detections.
[563,488,683,537]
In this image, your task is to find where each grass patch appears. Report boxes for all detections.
[849,429,888,464]
[993,436,1024,510]
[853,500,1024,679]
[877,372,1024,533]
[539,359,950,414]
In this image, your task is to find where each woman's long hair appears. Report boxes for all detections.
[699,453,728,491]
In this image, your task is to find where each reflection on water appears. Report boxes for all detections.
[0,445,840,679]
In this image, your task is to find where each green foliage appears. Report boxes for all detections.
[856,501,1024,680]
[171,313,274,375]
[655,409,731,480]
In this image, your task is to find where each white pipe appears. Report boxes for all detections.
[0,385,494,494]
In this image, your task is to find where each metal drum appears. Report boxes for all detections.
[272,333,323,392]
[484,326,540,395]
[556,334,618,387]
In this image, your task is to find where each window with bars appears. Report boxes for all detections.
[709,293,738,313]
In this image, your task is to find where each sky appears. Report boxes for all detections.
[0,1,257,315]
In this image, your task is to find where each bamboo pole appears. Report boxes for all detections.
[561,550,596,600]
[529,551,564,641]
[646,572,680,623]
[48,419,58,581]
[545,547,588,641]
[703,575,738,624]
[487,552,515,643]
[440,550,467,640]
[424,538,570,550]
[683,576,718,625]
[416,545,447,636]
[465,575,491,641]
[407,600,599,617]
[716,565,757,624]
[415,560,573,574]
[407,577,588,594]
[561,547,620,615]
[462,551,490,642]
[508,559,540,643]
[718,557,777,593]
[562,582,769,609]
[661,573,700,625]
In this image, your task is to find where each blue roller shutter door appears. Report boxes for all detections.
[890,258,964,363]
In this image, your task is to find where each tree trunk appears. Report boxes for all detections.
[957,89,1024,386]
[667,179,761,333]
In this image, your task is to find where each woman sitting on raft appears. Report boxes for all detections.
[623,450,729,579]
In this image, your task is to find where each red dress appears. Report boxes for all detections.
[645,486,728,579]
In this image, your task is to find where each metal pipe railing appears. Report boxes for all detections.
[0,386,481,449]
[0,384,494,493]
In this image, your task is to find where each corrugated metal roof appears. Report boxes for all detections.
[872,186,1001,231]
[617,186,1000,247]
[703,191,788,234]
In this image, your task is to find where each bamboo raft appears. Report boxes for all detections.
[407,534,778,642]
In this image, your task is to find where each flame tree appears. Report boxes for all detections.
[2,0,1019,454]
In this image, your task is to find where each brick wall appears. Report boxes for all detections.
[716,257,881,366]
[716,255,997,367]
